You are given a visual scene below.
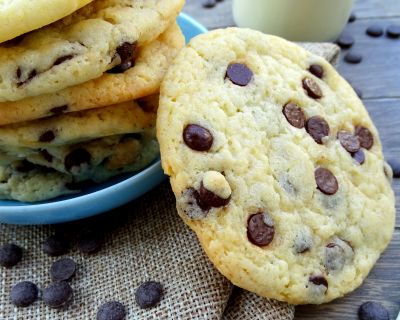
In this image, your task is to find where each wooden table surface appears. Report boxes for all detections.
[183,0,400,319]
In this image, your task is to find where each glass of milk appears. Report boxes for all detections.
[232,0,354,42]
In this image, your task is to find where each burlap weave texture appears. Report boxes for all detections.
[0,42,339,320]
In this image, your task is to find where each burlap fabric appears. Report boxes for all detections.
[0,43,339,320]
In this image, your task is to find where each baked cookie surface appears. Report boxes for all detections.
[0,23,184,125]
[157,28,395,304]
[0,0,184,102]
[0,0,93,44]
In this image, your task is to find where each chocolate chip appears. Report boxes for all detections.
[64,148,91,171]
[40,149,53,162]
[355,126,374,150]
[294,232,313,253]
[325,243,345,271]
[54,55,74,66]
[135,281,164,309]
[315,168,338,195]
[77,231,102,254]
[309,275,328,291]
[386,24,400,38]
[247,212,275,247]
[10,281,39,307]
[348,13,356,23]
[43,281,73,309]
[388,159,400,178]
[283,102,306,128]
[97,301,126,320]
[17,69,37,87]
[183,124,213,151]
[358,301,389,320]
[50,258,77,282]
[305,116,330,144]
[202,0,216,8]
[337,131,360,153]
[0,244,22,268]
[107,42,137,74]
[302,77,323,99]
[197,182,230,209]
[336,34,355,48]
[16,67,21,79]
[15,160,36,173]
[353,149,365,165]
[226,63,253,86]
[308,64,324,79]
[344,52,363,64]
[42,234,70,256]
[50,105,68,115]
[366,25,383,37]
[39,130,56,143]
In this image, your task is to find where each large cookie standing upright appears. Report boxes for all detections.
[157,28,395,304]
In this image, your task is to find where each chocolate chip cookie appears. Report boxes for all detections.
[157,28,395,304]
[0,0,184,102]
[0,0,94,44]
[0,23,184,125]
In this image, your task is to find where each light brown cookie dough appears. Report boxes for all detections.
[157,28,395,304]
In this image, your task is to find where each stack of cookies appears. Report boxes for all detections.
[0,0,185,202]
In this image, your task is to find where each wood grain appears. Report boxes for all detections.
[295,231,400,320]
[337,18,400,99]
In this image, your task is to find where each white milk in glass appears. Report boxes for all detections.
[233,0,354,42]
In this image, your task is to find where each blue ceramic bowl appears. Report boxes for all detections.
[0,13,207,225]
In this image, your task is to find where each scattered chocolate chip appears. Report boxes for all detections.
[42,234,69,256]
[50,258,77,282]
[183,124,213,151]
[337,131,360,153]
[50,105,68,115]
[344,52,363,64]
[77,231,102,254]
[305,116,330,144]
[97,301,126,320]
[366,25,383,37]
[247,212,275,246]
[226,63,253,86]
[315,168,338,195]
[202,0,216,8]
[302,77,323,99]
[40,149,53,162]
[43,281,73,309]
[388,159,400,178]
[107,42,138,74]
[0,243,22,268]
[309,275,328,290]
[10,281,39,307]
[16,67,21,79]
[308,64,324,79]
[15,160,36,173]
[53,55,74,66]
[336,34,355,48]
[325,243,345,271]
[135,281,164,309]
[283,102,306,128]
[358,301,389,320]
[386,24,400,38]
[348,13,356,23]
[355,126,374,150]
[64,148,91,171]
[197,182,230,209]
[352,149,366,165]
[39,130,56,143]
